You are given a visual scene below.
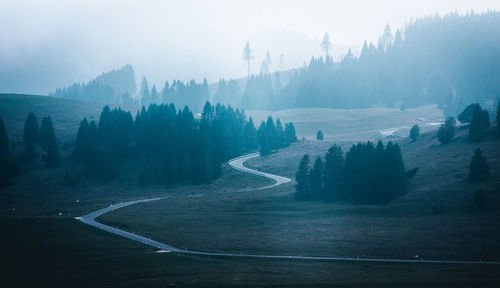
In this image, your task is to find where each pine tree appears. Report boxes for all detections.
[284,122,297,146]
[458,103,480,124]
[409,124,420,141]
[437,117,456,144]
[23,113,39,161]
[295,154,311,200]
[469,148,489,181]
[323,144,344,201]
[316,130,324,141]
[309,157,324,200]
[469,105,490,141]
[40,116,59,167]
[73,118,92,163]
[275,118,285,147]
[244,117,257,150]
[0,115,11,188]
[258,121,271,156]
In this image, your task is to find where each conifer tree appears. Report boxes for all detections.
[309,157,324,200]
[284,122,297,146]
[258,121,271,156]
[323,144,344,201]
[409,124,420,141]
[295,154,311,200]
[316,130,324,141]
[458,103,480,124]
[0,115,11,188]
[40,116,59,167]
[469,105,490,141]
[244,117,257,150]
[469,148,489,181]
[437,117,456,144]
[23,113,39,161]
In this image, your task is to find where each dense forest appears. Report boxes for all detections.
[73,101,296,183]
[50,65,137,105]
[296,141,411,204]
[273,12,500,116]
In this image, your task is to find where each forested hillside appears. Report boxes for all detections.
[271,12,500,116]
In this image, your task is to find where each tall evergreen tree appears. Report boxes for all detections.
[295,154,311,200]
[23,113,39,161]
[469,148,489,181]
[469,105,490,141]
[0,115,11,188]
[244,117,257,150]
[323,144,344,201]
[459,103,480,124]
[284,122,297,146]
[409,124,420,141]
[40,116,59,167]
[309,157,324,200]
[437,117,456,145]
[316,130,324,141]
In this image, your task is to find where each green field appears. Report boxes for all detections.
[1,94,499,287]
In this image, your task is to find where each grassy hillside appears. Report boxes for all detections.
[247,105,442,140]
[100,127,500,263]
[0,93,137,144]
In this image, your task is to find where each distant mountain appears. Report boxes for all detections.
[50,65,137,105]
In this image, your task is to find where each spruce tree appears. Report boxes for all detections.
[458,103,480,124]
[284,122,297,146]
[469,148,489,181]
[323,144,344,201]
[409,124,420,141]
[275,118,285,147]
[309,157,324,200]
[295,154,311,200]
[23,113,39,161]
[244,117,257,150]
[73,118,91,163]
[437,117,456,144]
[0,115,11,188]
[316,130,324,141]
[40,116,59,167]
[469,105,490,141]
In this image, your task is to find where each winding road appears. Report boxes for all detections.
[77,153,500,265]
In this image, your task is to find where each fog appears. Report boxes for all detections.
[1,0,499,94]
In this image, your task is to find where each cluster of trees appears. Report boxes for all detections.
[437,117,457,144]
[266,12,500,115]
[50,65,137,105]
[22,113,60,167]
[73,102,291,183]
[140,77,210,113]
[0,116,20,188]
[296,141,410,204]
[213,79,241,107]
[467,104,491,141]
[257,117,297,156]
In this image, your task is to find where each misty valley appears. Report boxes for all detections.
[1,3,500,287]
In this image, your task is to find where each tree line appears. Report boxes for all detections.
[257,116,297,156]
[296,141,411,204]
[73,101,296,183]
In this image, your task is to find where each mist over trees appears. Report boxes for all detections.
[271,12,500,115]
[295,141,410,204]
[50,65,137,105]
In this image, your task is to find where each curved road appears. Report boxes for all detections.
[77,153,500,265]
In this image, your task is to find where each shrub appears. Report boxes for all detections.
[316,130,324,141]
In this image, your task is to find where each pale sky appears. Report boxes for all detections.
[1,0,499,94]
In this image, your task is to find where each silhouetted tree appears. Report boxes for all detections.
[459,103,480,124]
[295,154,311,200]
[242,41,253,79]
[23,113,39,161]
[39,116,59,167]
[284,122,297,146]
[309,157,324,200]
[469,148,489,181]
[320,33,331,59]
[409,124,420,141]
[437,117,456,144]
[323,144,344,201]
[469,105,490,141]
[316,130,324,141]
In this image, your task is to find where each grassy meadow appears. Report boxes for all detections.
[1,94,499,287]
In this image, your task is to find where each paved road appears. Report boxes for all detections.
[77,153,500,265]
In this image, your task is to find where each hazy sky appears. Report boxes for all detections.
[1,0,499,94]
